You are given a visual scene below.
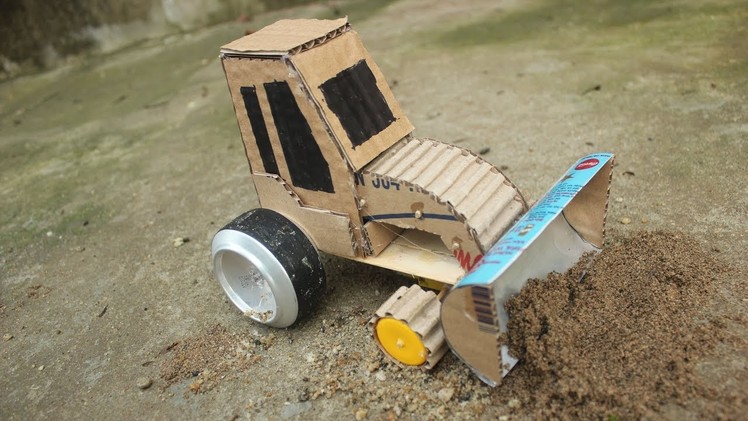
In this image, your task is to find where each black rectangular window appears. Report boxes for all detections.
[319,60,395,148]
[264,81,335,193]
[240,86,279,174]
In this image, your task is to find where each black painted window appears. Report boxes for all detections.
[240,86,279,174]
[264,81,335,193]
[319,60,395,148]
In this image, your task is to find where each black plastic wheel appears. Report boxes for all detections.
[211,208,326,327]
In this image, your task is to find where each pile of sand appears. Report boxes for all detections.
[505,231,740,418]
[159,324,267,394]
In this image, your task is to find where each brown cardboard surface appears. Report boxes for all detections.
[253,174,356,258]
[441,287,503,383]
[290,32,414,171]
[365,137,527,253]
[562,157,614,247]
[356,168,483,269]
[362,221,403,256]
[359,137,527,272]
[350,230,465,285]
[221,18,349,55]
[221,55,361,222]
[221,57,283,175]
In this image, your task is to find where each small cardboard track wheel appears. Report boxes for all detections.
[371,285,449,369]
[211,208,326,328]
[374,317,428,366]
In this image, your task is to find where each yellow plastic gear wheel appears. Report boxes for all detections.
[374,317,428,366]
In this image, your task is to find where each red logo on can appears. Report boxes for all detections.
[575,158,599,170]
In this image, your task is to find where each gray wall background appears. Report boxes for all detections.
[0,0,315,80]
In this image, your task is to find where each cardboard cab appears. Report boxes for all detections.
[219,18,527,282]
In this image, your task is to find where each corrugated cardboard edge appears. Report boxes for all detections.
[365,137,528,253]
[359,137,527,268]
[221,17,349,56]
[356,167,483,268]
[370,285,448,369]
[253,173,356,258]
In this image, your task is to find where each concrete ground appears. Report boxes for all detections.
[1,0,746,419]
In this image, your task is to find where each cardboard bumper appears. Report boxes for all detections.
[441,153,615,386]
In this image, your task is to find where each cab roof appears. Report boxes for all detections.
[220,17,349,56]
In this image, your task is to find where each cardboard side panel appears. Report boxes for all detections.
[351,230,465,285]
[562,157,614,247]
[362,221,403,256]
[222,56,360,222]
[222,57,285,175]
[356,171,484,271]
[364,137,527,254]
[253,174,356,258]
[358,137,529,272]
[290,32,414,171]
[441,287,503,385]
[274,76,360,220]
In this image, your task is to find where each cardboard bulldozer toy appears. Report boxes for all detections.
[211,18,614,385]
